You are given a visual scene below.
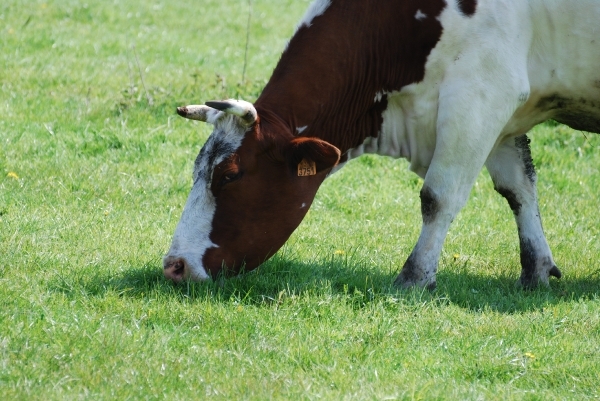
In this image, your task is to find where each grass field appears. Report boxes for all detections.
[1,0,599,399]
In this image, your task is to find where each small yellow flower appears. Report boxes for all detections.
[7,172,19,179]
[334,249,345,255]
[524,352,536,359]
[453,253,460,260]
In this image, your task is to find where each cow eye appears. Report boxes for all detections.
[219,171,242,186]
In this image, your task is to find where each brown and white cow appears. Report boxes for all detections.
[163,0,600,289]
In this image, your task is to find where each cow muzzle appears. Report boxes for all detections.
[162,254,210,283]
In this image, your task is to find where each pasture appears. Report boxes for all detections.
[1,0,599,399]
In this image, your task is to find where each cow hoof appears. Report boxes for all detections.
[549,265,562,279]
[519,265,562,289]
[393,273,436,291]
[519,277,545,290]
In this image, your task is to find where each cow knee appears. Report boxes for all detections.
[494,186,522,215]
[420,185,440,224]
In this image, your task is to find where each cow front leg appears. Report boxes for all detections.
[394,185,459,290]
[485,135,561,288]
[394,155,492,290]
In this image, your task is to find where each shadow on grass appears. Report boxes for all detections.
[49,251,396,304]
[48,253,600,314]
[436,267,600,313]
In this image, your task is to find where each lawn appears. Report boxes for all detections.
[1,0,599,399]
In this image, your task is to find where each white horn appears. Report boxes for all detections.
[176,105,220,123]
[205,99,258,125]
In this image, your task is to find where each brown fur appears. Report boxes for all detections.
[204,0,447,276]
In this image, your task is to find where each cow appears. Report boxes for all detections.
[163,0,600,289]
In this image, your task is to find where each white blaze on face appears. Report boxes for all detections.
[166,178,216,281]
[164,114,248,280]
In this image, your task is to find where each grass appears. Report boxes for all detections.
[1,0,599,399]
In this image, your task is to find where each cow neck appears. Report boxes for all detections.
[254,0,445,154]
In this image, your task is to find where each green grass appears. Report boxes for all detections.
[1,0,599,399]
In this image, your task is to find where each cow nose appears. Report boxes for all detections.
[163,257,188,283]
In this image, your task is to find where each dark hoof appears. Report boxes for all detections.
[519,265,561,289]
[393,273,436,291]
[519,278,539,290]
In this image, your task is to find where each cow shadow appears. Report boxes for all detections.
[50,254,600,314]
[434,268,600,313]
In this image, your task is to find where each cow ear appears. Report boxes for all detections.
[286,137,341,175]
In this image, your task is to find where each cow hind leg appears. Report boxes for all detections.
[485,135,562,288]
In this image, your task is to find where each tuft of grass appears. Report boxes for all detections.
[1,0,599,399]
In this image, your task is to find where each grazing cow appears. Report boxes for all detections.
[163,0,600,289]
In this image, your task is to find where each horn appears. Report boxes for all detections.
[205,99,258,125]
[176,105,216,122]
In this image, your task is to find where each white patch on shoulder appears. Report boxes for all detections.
[345,86,438,180]
[296,0,331,30]
[415,10,427,21]
[296,125,308,134]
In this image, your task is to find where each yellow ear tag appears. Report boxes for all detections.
[297,158,317,176]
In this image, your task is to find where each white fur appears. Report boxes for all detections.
[296,0,331,30]
[349,0,600,182]
[164,183,215,281]
[374,91,386,102]
[415,10,427,20]
[216,99,258,125]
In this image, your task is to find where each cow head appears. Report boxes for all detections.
[163,99,341,282]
